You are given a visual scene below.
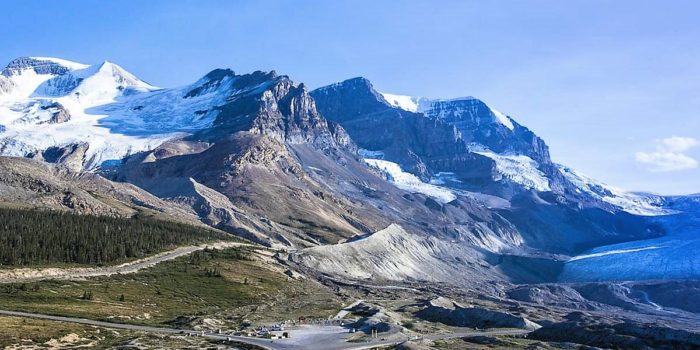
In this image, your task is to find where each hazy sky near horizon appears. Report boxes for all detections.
[2,0,699,194]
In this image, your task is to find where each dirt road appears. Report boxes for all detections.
[0,241,254,283]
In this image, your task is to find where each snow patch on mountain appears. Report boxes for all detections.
[489,106,514,130]
[380,93,421,112]
[364,157,456,203]
[473,150,550,191]
[558,165,672,216]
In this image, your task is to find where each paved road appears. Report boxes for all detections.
[0,309,531,350]
[0,241,255,284]
[0,309,278,349]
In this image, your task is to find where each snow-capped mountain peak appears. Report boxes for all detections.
[0,57,156,105]
[31,60,157,104]
[61,60,157,106]
[1,57,88,77]
[380,92,515,131]
[94,60,156,91]
[0,57,228,170]
[0,57,90,100]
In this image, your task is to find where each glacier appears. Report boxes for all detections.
[0,57,232,169]
[362,155,456,203]
[473,150,551,192]
[560,230,700,282]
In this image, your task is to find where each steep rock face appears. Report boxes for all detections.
[113,71,373,247]
[414,297,541,330]
[40,102,72,124]
[312,77,666,254]
[202,71,351,153]
[114,70,524,250]
[311,78,475,180]
[40,142,89,172]
[311,78,557,197]
[419,97,551,164]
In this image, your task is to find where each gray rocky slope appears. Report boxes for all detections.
[110,69,526,255]
[0,56,691,278]
[311,77,666,254]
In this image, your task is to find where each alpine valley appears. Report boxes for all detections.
[0,56,698,350]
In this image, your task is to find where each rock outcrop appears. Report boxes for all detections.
[415,297,541,330]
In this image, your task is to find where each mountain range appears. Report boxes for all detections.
[0,56,698,285]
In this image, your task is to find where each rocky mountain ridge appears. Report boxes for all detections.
[0,56,695,281]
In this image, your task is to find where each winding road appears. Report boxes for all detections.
[0,244,533,348]
[0,309,530,350]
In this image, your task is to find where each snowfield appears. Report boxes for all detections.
[380,92,422,112]
[364,158,457,203]
[0,57,231,169]
[473,150,550,192]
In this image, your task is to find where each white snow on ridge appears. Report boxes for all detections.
[29,57,90,71]
[381,91,515,130]
[557,165,672,216]
[380,93,421,112]
[473,150,550,192]
[364,158,456,203]
[488,106,514,130]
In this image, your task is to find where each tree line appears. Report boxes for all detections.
[0,207,231,266]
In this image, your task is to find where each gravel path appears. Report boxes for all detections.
[0,241,255,283]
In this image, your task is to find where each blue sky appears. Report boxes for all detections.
[2,0,698,194]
